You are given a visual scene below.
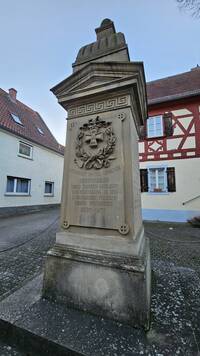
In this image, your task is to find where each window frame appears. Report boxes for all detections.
[11,113,23,126]
[140,166,176,193]
[147,115,164,138]
[18,141,33,160]
[37,127,44,135]
[44,181,54,196]
[5,176,31,196]
[147,165,168,194]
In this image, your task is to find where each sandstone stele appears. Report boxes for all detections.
[43,18,151,330]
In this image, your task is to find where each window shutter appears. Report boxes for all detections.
[163,112,173,137]
[167,167,176,192]
[140,169,148,192]
[139,125,147,139]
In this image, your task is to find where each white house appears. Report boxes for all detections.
[0,88,64,216]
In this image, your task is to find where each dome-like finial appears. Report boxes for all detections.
[100,18,113,27]
[95,18,116,40]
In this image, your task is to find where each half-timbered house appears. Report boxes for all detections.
[139,66,200,222]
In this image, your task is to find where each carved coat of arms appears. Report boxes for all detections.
[74,116,116,169]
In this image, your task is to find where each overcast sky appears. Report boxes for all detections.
[1,0,200,144]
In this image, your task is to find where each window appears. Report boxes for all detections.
[140,167,176,193]
[37,127,44,135]
[11,113,23,126]
[148,168,166,192]
[18,142,33,159]
[140,113,173,140]
[44,181,54,196]
[6,176,31,195]
[147,115,163,138]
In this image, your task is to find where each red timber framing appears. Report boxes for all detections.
[139,96,200,162]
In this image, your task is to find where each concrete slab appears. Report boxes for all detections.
[0,340,25,356]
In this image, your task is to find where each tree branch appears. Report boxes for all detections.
[176,0,200,18]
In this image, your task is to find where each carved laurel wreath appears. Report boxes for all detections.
[74,116,116,170]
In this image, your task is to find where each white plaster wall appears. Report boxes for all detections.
[140,157,200,211]
[0,130,64,207]
[138,142,144,153]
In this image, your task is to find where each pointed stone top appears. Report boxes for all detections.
[95,19,116,40]
[101,18,112,26]
[73,19,130,72]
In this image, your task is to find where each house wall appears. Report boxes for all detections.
[140,157,200,222]
[0,129,64,208]
[139,98,200,222]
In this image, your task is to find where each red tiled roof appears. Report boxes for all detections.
[147,67,200,105]
[0,88,64,155]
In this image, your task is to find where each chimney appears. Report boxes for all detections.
[191,65,200,71]
[9,88,17,102]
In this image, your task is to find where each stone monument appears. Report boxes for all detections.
[43,19,151,329]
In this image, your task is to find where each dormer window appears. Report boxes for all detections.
[37,127,44,135]
[11,113,23,126]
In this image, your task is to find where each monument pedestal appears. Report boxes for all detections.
[43,231,150,329]
[43,19,151,329]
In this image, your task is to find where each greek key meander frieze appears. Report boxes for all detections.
[74,116,116,170]
[68,96,129,118]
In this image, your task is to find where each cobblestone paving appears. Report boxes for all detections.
[146,222,200,275]
[146,222,200,355]
[0,213,58,300]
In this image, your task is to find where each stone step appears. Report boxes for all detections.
[0,317,83,356]
[0,338,24,356]
[0,274,84,355]
[0,274,145,356]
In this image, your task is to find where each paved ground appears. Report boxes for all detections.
[146,221,200,275]
[0,208,59,300]
[0,208,60,251]
[0,209,200,355]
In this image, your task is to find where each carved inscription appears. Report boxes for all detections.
[72,177,119,209]
[64,113,126,231]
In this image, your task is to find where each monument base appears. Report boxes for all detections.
[43,232,151,330]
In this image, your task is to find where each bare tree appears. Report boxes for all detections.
[176,0,200,18]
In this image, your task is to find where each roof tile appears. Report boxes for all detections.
[0,88,64,155]
[147,67,200,104]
